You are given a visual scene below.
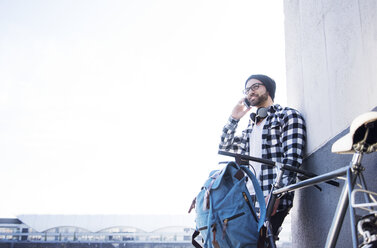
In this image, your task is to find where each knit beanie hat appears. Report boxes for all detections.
[245,74,276,101]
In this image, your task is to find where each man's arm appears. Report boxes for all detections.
[219,116,249,154]
[219,98,251,154]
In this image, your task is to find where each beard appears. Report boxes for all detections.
[249,91,269,107]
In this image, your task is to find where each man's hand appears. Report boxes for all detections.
[231,98,251,120]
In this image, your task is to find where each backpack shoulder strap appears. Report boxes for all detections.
[241,165,266,231]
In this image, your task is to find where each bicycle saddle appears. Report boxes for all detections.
[332,111,377,154]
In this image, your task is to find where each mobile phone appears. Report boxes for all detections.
[243,98,251,108]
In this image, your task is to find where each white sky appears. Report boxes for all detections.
[0,0,286,217]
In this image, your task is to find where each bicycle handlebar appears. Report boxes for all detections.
[218,150,276,166]
[218,150,339,187]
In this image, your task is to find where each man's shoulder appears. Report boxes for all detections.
[272,104,305,120]
[271,104,301,113]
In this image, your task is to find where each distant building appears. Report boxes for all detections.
[0,215,196,248]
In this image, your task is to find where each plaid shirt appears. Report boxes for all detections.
[219,104,306,211]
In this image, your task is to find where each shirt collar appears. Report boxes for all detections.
[267,104,281,115]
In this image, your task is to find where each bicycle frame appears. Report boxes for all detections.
[273,151,370,248]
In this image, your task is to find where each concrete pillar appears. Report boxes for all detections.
[284,0,377,247]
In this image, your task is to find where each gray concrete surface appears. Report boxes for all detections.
[283,0,377,247]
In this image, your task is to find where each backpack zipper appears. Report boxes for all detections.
[242,192,258,222]
[222,212,245,238]
[223,212,245,224]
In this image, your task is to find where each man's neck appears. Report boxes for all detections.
[256,99,274,109]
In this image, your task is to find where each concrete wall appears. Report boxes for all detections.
[283,0,377,247]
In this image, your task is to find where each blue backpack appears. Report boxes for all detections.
[189,161,266,248]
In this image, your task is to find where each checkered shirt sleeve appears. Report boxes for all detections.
[219,116,250,155]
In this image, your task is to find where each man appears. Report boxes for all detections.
[219,74,306,239]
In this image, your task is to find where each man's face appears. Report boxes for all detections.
[244,79,269,107]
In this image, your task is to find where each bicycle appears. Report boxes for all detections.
[219,111,377,247]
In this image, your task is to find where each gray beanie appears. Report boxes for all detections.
[245,74,276,101]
